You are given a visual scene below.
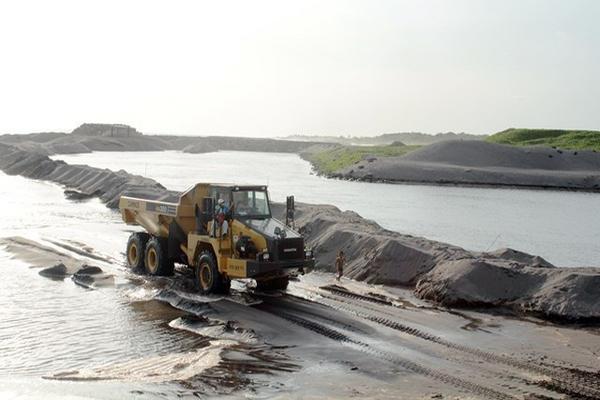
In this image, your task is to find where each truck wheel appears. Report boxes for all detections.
[256,276,289,291]
[144,236,174,276]
[194,251,227,294]
[126,232,149,270]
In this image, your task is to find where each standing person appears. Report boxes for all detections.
[335,250,346,281]
[214,198,230,237]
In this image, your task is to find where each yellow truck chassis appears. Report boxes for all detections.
[119,183,314,293]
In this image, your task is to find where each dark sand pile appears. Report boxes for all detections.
[415,258,600,321]
[340,140,600,191]
[0,131,171,155]
[272,203,472,285]
[0,143,178,207]
[3,143,599,322]
[274,202,600,321]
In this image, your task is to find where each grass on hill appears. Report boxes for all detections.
[487,128,600,151]
[303,143,420,174]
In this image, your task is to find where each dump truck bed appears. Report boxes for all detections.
[119,183,215,237]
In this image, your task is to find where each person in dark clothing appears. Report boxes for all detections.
[335,250,346,281]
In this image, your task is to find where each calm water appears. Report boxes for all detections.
[54,151,600,267]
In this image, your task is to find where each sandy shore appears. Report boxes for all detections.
[337,140,600,192]
[2,142,599,323]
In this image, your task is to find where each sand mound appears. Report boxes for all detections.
[273,203,472,285]
[72,265,115,288]
[341,140,600,191]
[483,248,554,268]
[39,263,69,279]
[0,144,178,208]
[71,123,140,137]
[415,258,600,321]
[0,127,320,156]
[272,203,600,322]
[403,140,600,170]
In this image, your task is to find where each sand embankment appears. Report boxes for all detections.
[274,202,600,322]
[339,140,600,191]
[0,143,177,207]
[0,124,321,156]
[414,258,600,322]
[0,131,171,155]
[2,143,599,322]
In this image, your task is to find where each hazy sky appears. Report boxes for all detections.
[0,0,598,137]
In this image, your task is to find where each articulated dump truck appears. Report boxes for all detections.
[119,183,314,294]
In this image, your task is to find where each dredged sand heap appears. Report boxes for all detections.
[339,140,600,191]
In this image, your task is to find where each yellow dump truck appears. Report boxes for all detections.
[119,183,314,293]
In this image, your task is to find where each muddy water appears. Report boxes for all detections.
[53,151,600,267]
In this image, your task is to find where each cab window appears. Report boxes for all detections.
[233,190,270,217]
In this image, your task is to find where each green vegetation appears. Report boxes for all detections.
[487,128,600,151]
[302,143,420,174]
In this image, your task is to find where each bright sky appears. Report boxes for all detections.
[0,0,598,137]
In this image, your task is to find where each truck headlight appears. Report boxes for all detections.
[263,252,270,261]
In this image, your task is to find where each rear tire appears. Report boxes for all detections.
[144,236,174,276]
[256,276,289,291]
[126,232,149,270]
[194,251,228,294]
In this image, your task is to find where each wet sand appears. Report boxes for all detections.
[1,234,599,399]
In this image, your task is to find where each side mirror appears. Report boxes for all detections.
[286,195,295,228]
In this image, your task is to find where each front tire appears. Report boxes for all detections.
[144,236,174,276]
[126,232,149,270]
[194,251,228,294]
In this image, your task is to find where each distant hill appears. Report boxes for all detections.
[0,123,325,156]
[72,123,141,137]
[285,132,484,146]
[487,128,600,152]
